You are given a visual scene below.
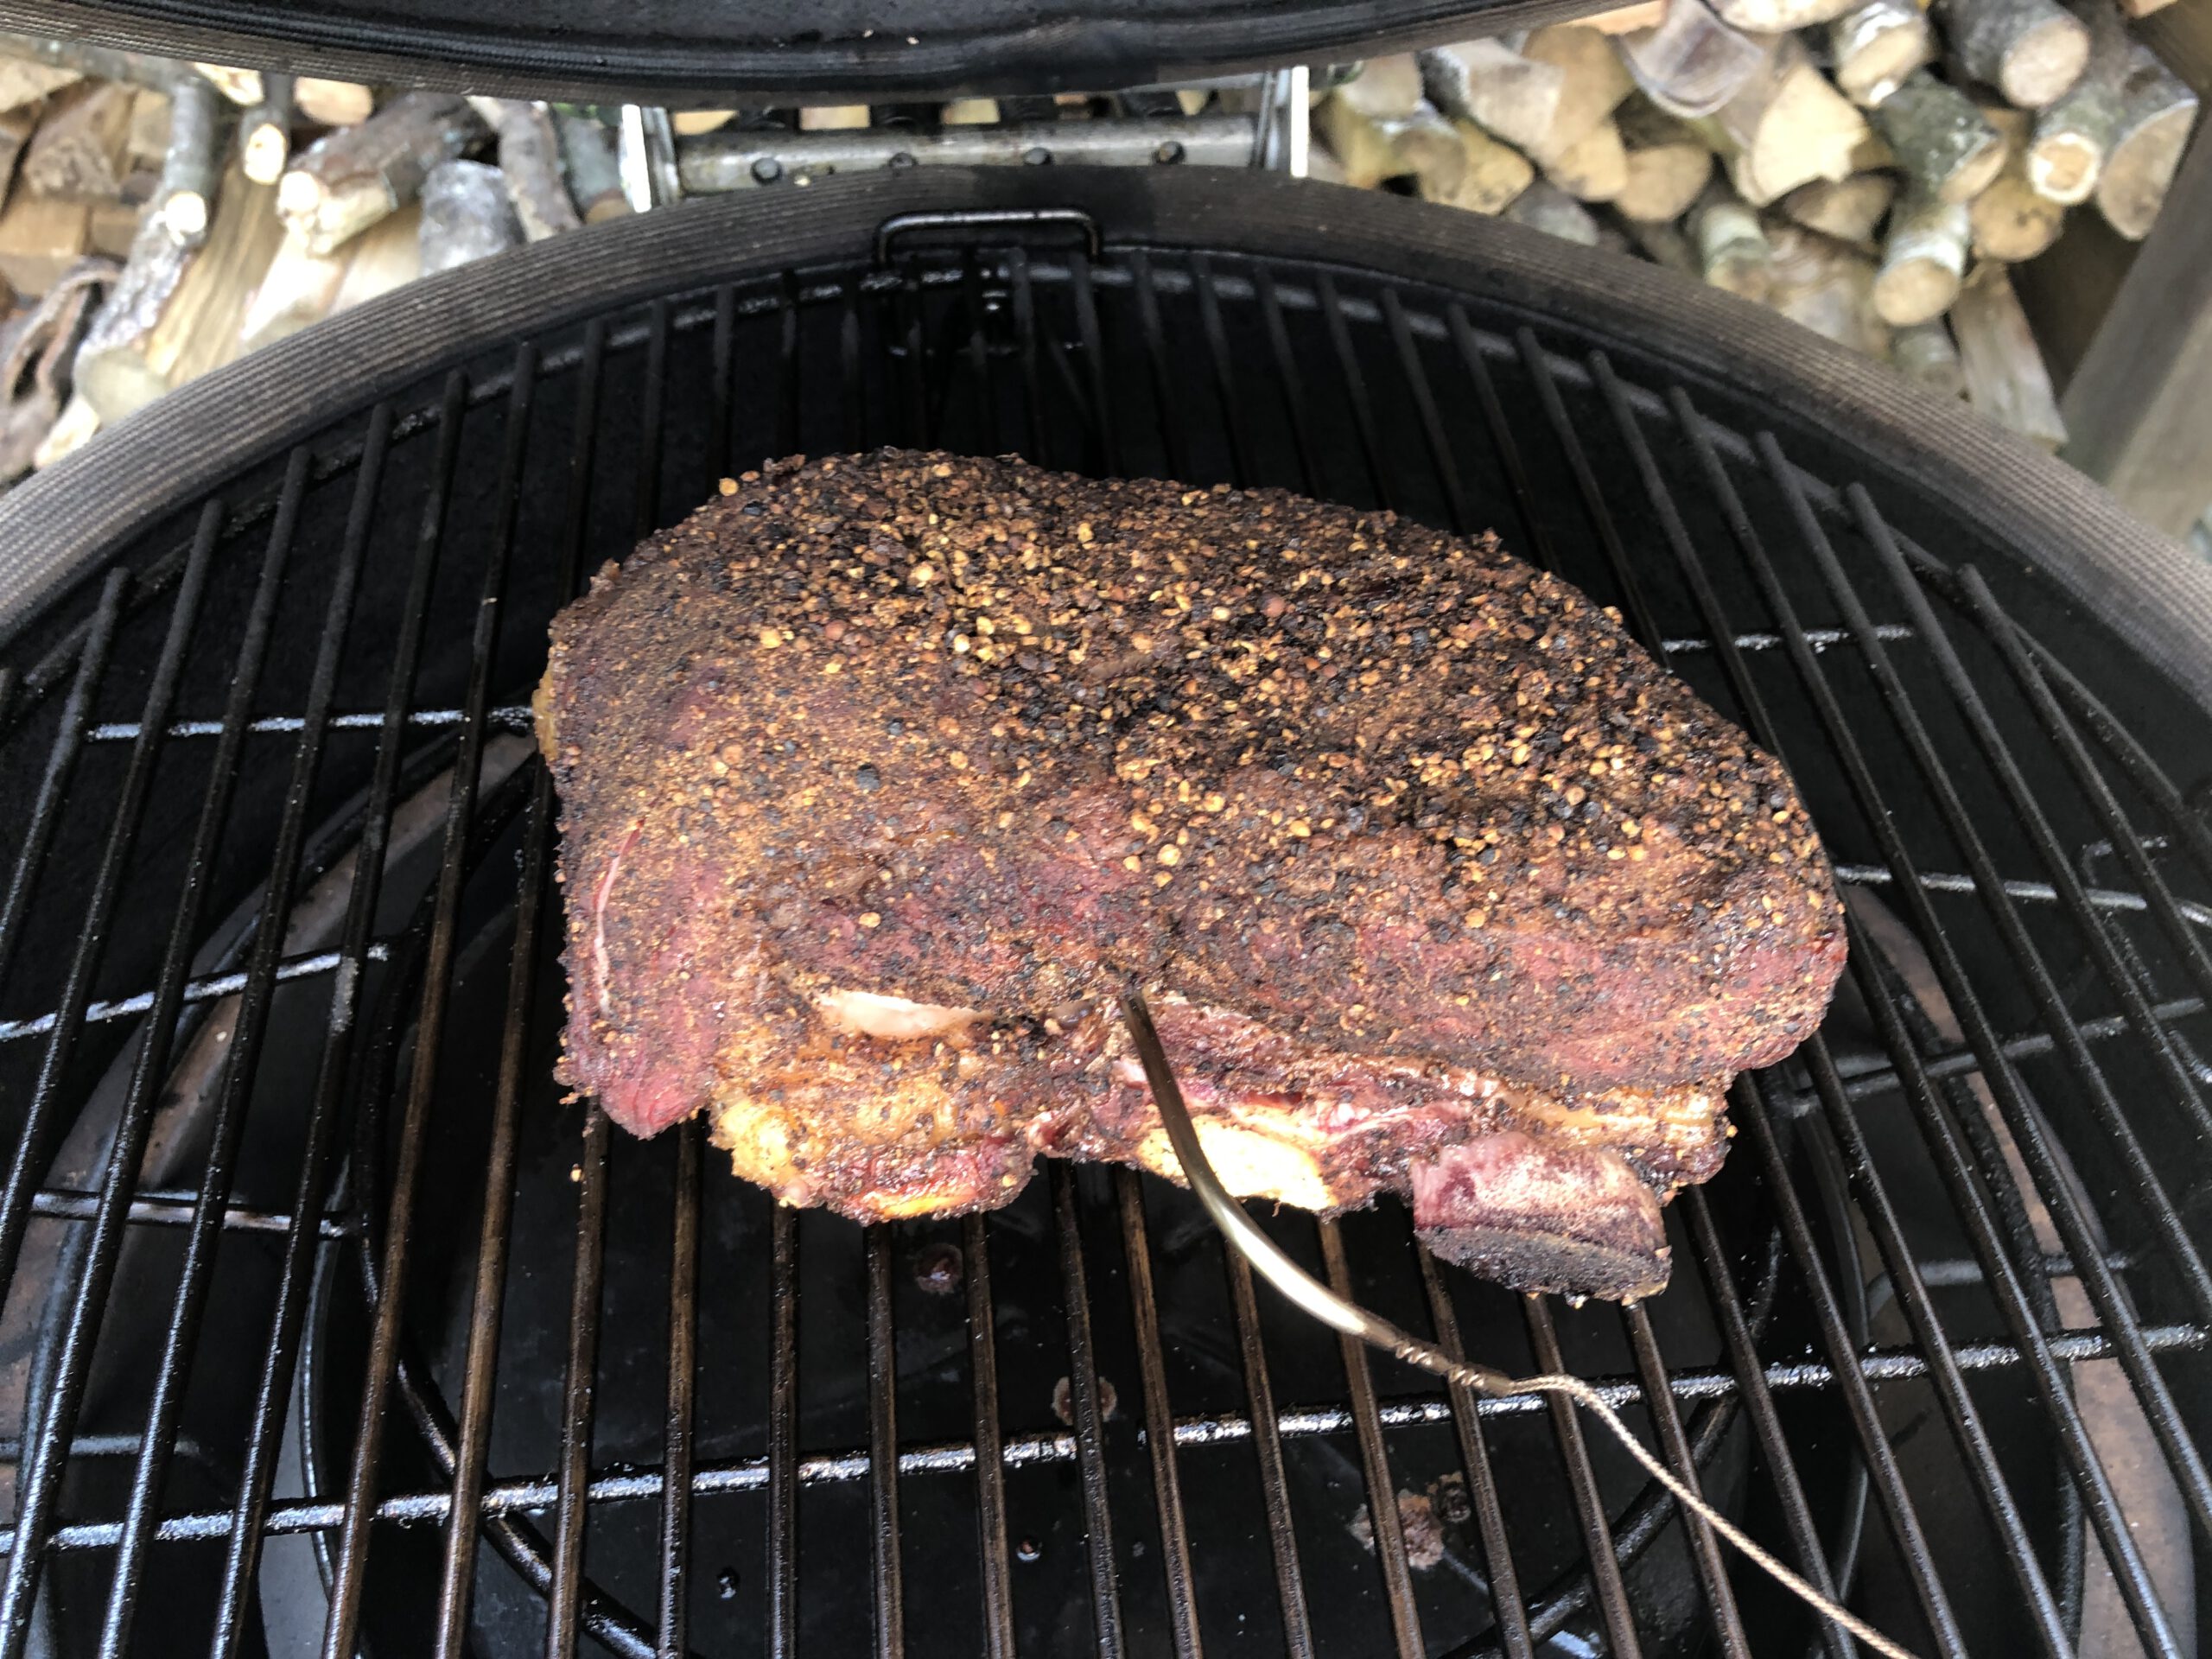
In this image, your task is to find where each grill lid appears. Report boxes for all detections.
[0,0,1562,99]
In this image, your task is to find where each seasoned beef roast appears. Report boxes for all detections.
[535,450,1846,1298]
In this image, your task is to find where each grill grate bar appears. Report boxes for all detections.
[1415,1248,1532,1659]
[1681,1186,1859,1659]
[26,1188,350,1236]
[208,404,403,1659]
[1129,252,1190,483]
[1318,1220,1424,1659]
[1745,445,2212,1540]
[766,1205,799,1657]
[867,1227,907,1659]
[319,370,498,1659]
[546,1109,613,1659]
[94,462,321,1659]
[1114,1169,1205,1656]
[1734,1073,1969,1656]
[0,568,124,996]
[1837,994,2209,1101]
[1522,1294,1643,1659]
[0,943,396,1044]
[1849,497,2212,1143]
[431,342,548,1659]
[1448,305,1548,572]
[658,1120,703,1659]
[1224,1237,1317,1659]
[1529,340,1668,653]
[1252,265,1321,496]
[0,513,223,1659]
[4,1320,2205,1554]
[1622,1305,1750,1659]
[1603,358,2182,1658]
[1313,272,1390,513]
[962,1213,1018,1659]
[1381,289,1470,535]
[1189,252,1252,490]
[1052,1163,1126,1658]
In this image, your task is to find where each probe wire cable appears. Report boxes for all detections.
[1118,982,1919,1659]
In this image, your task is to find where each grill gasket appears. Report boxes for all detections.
[0,174,2204,1658]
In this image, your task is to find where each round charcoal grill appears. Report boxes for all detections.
[1,167,2210,1659]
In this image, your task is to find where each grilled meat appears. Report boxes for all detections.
[536,450,1845,1299]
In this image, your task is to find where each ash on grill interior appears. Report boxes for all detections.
[536,448,1845,1298]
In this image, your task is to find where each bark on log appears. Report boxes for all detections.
[1892,317,1967,395]
[2028,2,2126,203]
[417,158,520,274]
[1616,0,1773,118]
[1875,69,2006,200]
[1969,106,2066,257]
[22,81,135,200]
[1829,0,1936,105]
[80,168,279,412]
[1765,219,1889,354]
[1613,94,1714,219]
[1421,38,1564,152]
[555,111,630,224]
[2094,41,2196,238]
[1503,177,1604,241]
[156,72,220,245]
[1874,190,1971,322]
[1705,35,1871,202]
[470,98,581,241]
[74,211,194,419]
[240,72,292,186]
[1692,179,1774,296]
[1780,171,1897,241]
[1940,0,2092,107]
[277,92,487,255]
[1436,118,1535,212]
[1950,260,2065,445]
[294,78,373,127]
[0,33,182,103]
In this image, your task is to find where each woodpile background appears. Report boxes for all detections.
[0,43,632,486]
[1315,0,2202,452]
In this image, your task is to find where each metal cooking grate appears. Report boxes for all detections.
[0,185,2208,1659]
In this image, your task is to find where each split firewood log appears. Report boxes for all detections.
[1891,317,1967,396]
[2094,41,2196,238]
[240,72,292,185]
[1764,219,1890,354]
[1318,96,1468,194]
[1710,0,1863,39]
[22,81,135,199]
[1518,23,1637,162]
[79,167,279,391]
[1968,106,2066,259]
[1779,171,1898,242]
[1828,0,1936,105]
[1338,54,1427,119]
[1701,35,1870,203]
[1437,119,1536,212]
[469,97,581,240]
[277,91,486,255]
[1873,189,1971,323]
[1421,37,1564,152]
[156,72,220,245]
[1544,116,1629,200]
[1691,177,1774,296]
[1936,0,2091,108]
[418,157,521,274]
[555,111,629,223]
[1621,210,1700,270]
[190,63,261,105]
[1503,176,1605,241]
[331,200,421,314]
[1875,69,2006,200]
[73,213,192,419]
[1616,0,1774,118]
[294,78,373,127]
[1585,1,1671,30]
[0,191,89,296]
[1949,261,2065,446]
[2028,2,2127,203]
[1614,94,1715,219]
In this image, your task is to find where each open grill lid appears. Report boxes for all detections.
[0,0,1580,99]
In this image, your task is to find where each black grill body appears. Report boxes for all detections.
[0,168,2207,1659]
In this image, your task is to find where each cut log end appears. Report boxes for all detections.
[2025,129,2101,203]
[162,191,208,243]
[243,119,289,185]
[1998,13,2094,110]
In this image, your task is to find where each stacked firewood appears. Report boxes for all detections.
[0,39,630,485]
[1315,0,2200,450]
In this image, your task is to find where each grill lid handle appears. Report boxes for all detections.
[875,207,1103,264]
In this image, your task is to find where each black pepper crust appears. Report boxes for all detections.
[539,449,1846,1158]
